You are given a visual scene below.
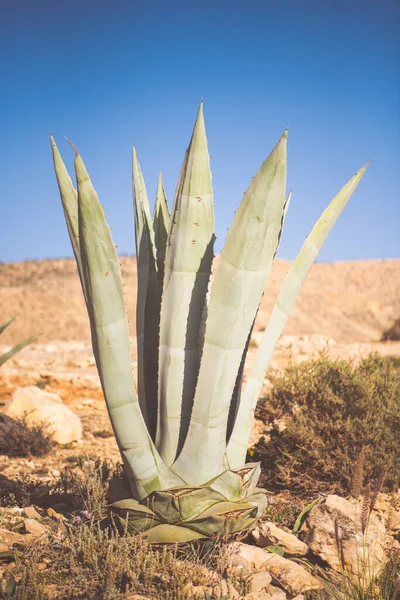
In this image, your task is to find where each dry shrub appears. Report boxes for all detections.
[0,414,54,458]
[381,317,400,341]
[0,459,113,514]
[252,354,400,496]
[1,522,231,600]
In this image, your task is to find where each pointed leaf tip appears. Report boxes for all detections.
[65,138,79,157]
[195,102,205,125]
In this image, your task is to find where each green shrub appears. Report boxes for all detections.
[252,354,400,496]
[381,317,400,341]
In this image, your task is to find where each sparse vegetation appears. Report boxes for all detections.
[252,354,400,496]
[381,317,400,341]
[0,524,233,600]
[1,353,399,597]
[306,549,400,600]
[0,461,245,599]
[0,414,54,458]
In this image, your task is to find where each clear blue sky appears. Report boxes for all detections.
[1,0,399,263]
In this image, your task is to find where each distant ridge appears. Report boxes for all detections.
[0,257,399,344]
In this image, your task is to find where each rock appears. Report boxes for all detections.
[47,507,66,521]
[267,586,287,600]
[23,518,46,537]
[300,494,387,584]
[372,493,400,531]
[252,522,308,556]
[227,554,253,578]
[23,506,41,520]
[182,583,212,599]
[389,510,400,531]
[0,541,10,553]
[5,386,82,444]
[228,543,322,596]
[0,528,32,546]
[181,567,238,599]
[373,495,392,512]
[243,593,273,600]
[248,571,272,592]
[0,507,23,515]
[212,580,239,599]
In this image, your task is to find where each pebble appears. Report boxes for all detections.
[23,507,41,520]
[23,519,47,537]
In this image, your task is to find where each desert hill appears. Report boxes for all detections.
[0,257,399,345]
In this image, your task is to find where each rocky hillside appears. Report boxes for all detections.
[0,257,399,344]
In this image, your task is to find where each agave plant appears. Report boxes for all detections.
[0,318,37,367]
[51,104,369,543]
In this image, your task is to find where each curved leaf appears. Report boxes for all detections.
[227,162,371,467]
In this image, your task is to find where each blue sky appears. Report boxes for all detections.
[1,0,399,263]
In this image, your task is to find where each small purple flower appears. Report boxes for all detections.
[267,497,275,505]
[81,510,92,520]
[71,515,82,525]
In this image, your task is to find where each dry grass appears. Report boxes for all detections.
[0,461,242,599]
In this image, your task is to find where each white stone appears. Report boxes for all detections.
[252,522,308,556]
[5,386,82,444]
[228,543,322,596]
[300,494,387,584]
[24,518,46,537]
[248,571,272,592]
[267,586,287,600]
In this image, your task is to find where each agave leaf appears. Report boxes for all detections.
[153,172,171,284]
[143,523,207,543]
[0,335,37,368]
[73,145,183,499]
[148,487,226,523]
[207,463,261,501]
[132,148,159,438]
[111,499,160,533]
[0,318,14,336]
[187,503,258,536]
[50,135,86,301]
[174,130,288,485]
[111,499,156,515]
[244,489,269,517]
[227,190,292,442]
[227,163,371,467]
[156,103,215,465]
[275,190,291,257]
[194,501,255,519]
